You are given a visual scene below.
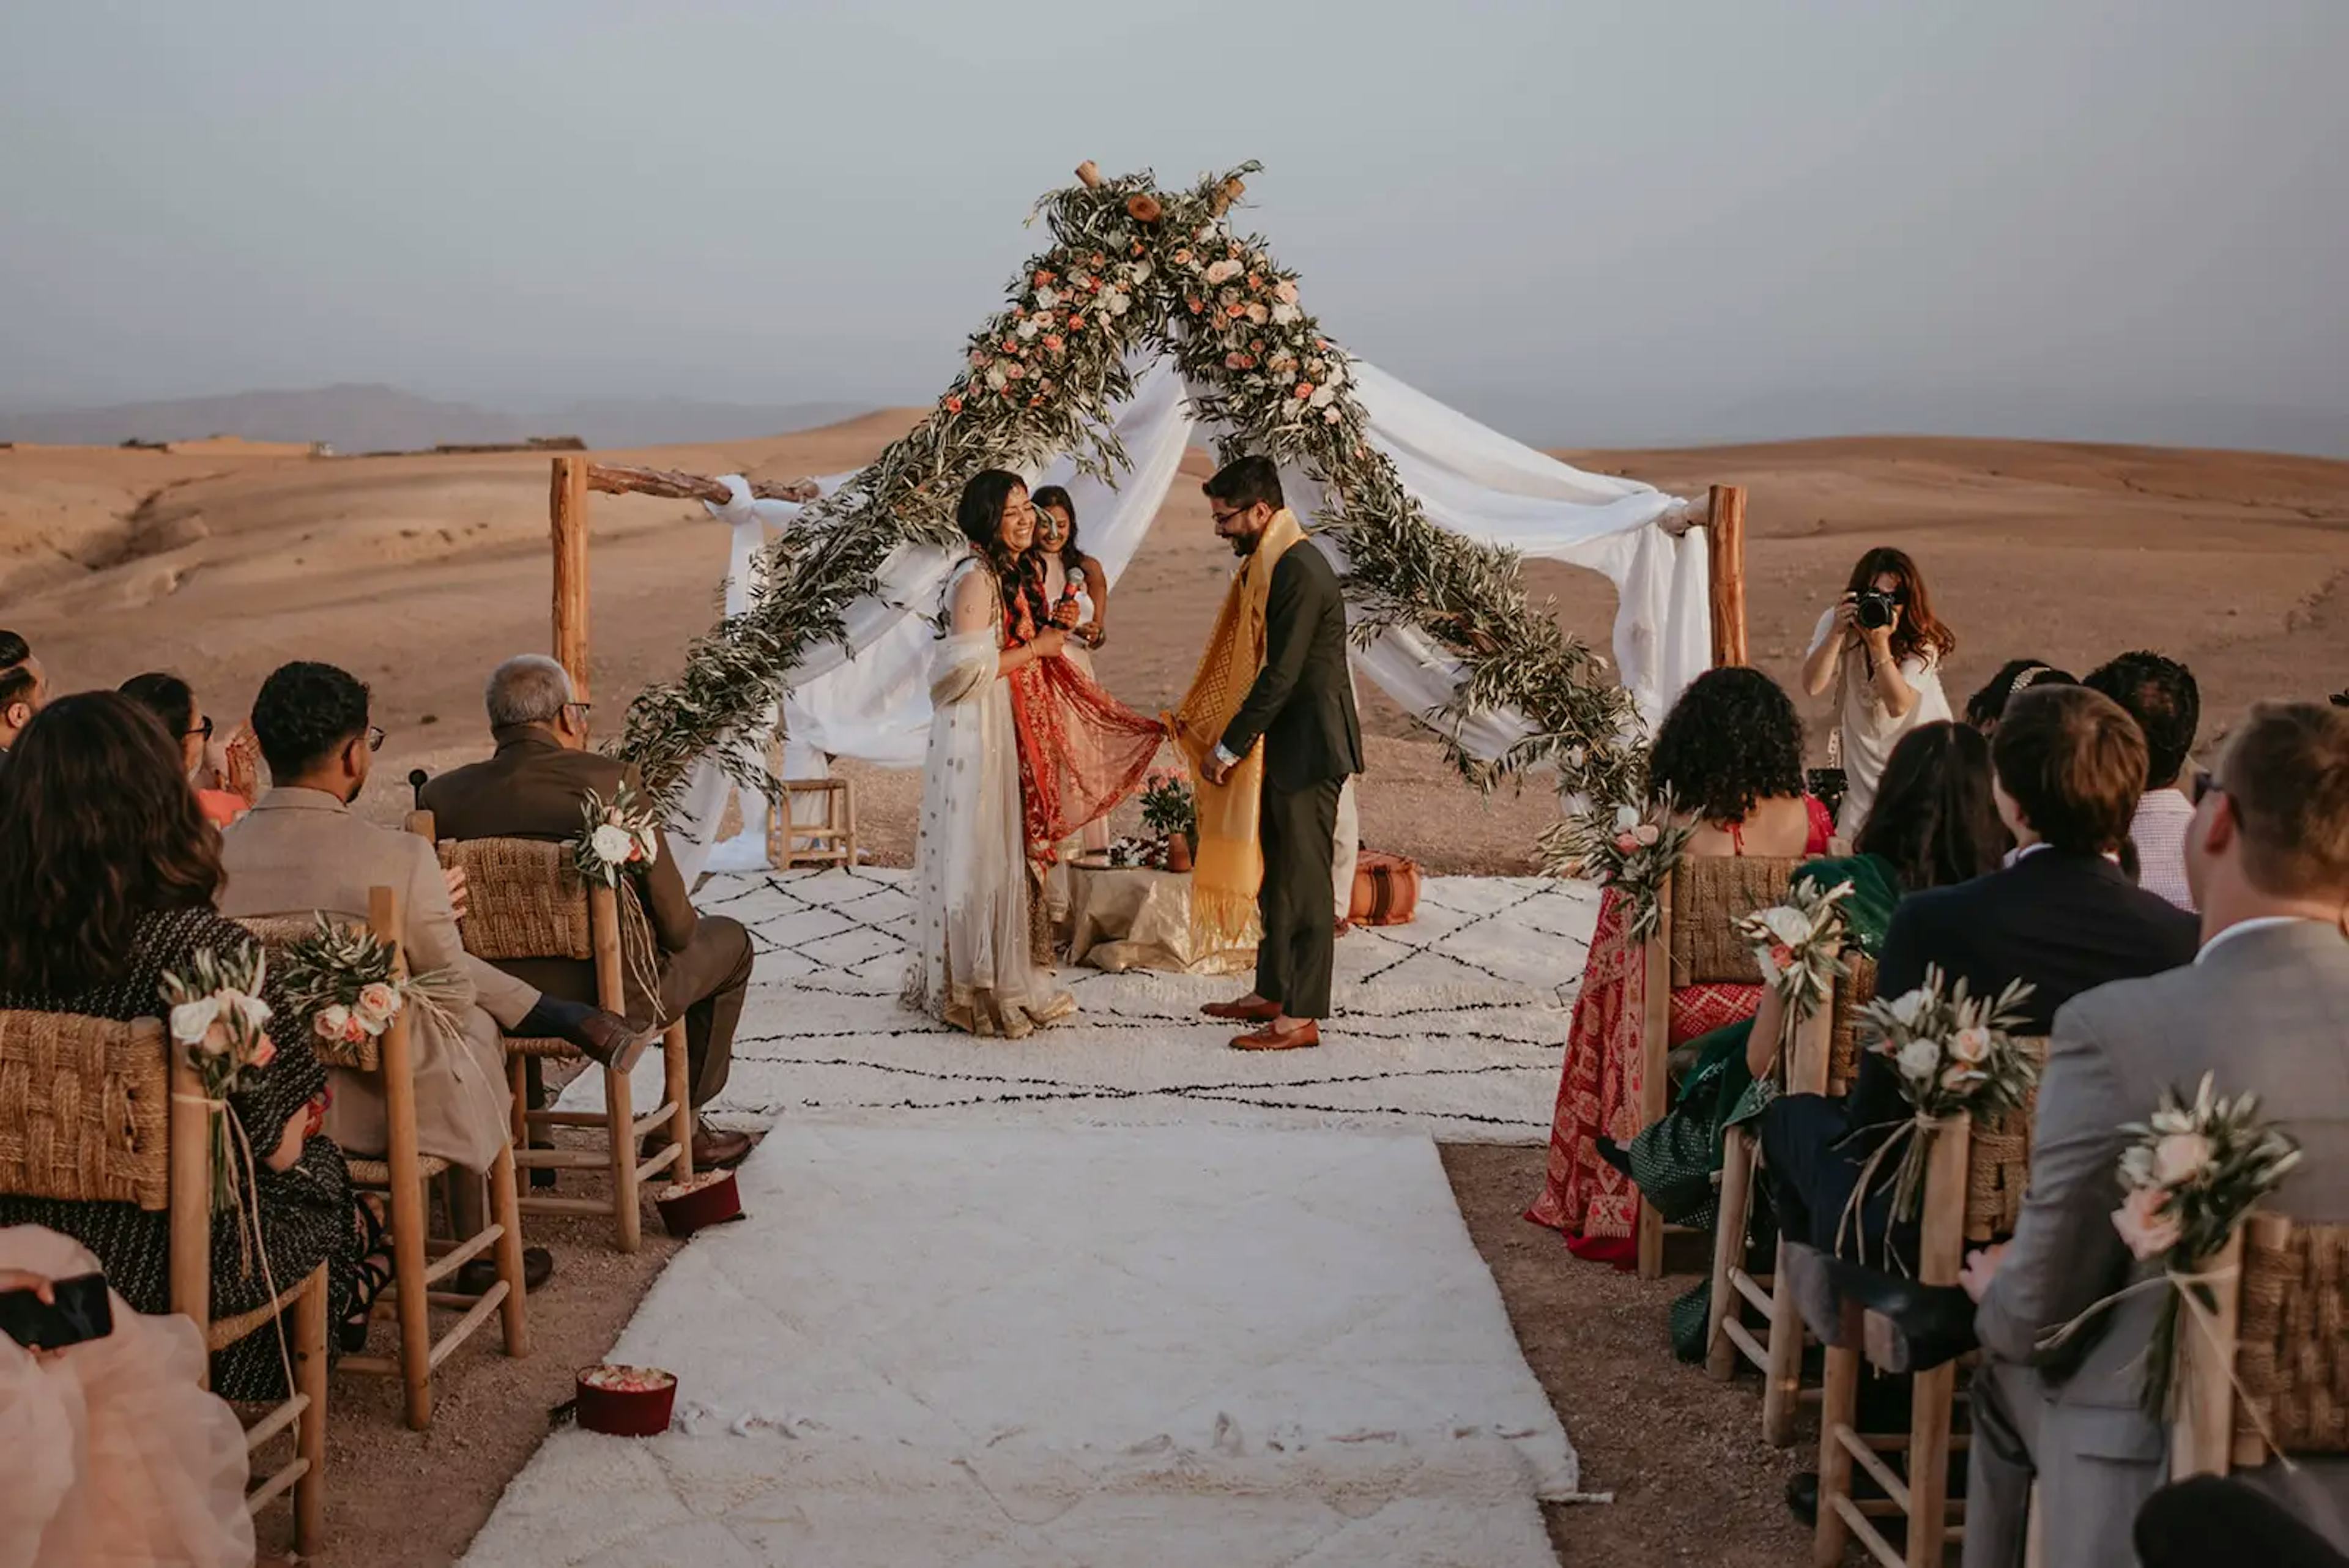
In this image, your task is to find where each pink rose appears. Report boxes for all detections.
[1614,831,1639,853]
[314,1003,351,1042]
[2153,1132,2213,1187]
[1275,278,1299,305]
[1768,943,1794,973]
[2112,1184,2184,1261]
[1294,383,1315,400]
[355,983,399,1025]
[1633,823,1661,846]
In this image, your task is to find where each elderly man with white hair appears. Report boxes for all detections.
[420,655,757,1171]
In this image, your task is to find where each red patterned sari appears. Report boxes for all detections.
[998,565,1163,863]
[1526,797,1833,1265]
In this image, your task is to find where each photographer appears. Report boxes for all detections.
[1802,546,1955,838]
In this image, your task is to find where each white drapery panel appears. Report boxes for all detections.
[665,360,1710,883]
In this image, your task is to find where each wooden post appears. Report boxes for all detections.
[1636,876,1674,1280]
[551,455,591,718]
[590,884,640,1252]
[1904,1113,1975,1567]
[166,1041,213,1369]
[1707,483,1748,668]
[371,883,434,1430]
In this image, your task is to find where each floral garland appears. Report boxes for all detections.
[617,163,1644,814]
[2045,1074,2303,1419]
[1838,965,2039,1269]
[1539,797,1694,943]
[1738,874,1855,1067]
[274,914,468,1061]
[572,785,662,889]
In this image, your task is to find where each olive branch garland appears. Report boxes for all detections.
[618,163,1646,816]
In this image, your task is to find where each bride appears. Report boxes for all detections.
[905,470,1081,1037]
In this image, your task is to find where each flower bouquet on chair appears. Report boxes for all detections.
[571,784,662,888]
[274,914,466,1068]
[1140,771,1197,873]
[158,947,278,1214]
[1540,795,1696,943]
[1738,872,1857,1068]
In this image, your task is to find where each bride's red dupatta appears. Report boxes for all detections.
[1000,563,1162,861]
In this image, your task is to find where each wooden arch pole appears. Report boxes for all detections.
[1705,483,1749,668]
[547,458,820,739]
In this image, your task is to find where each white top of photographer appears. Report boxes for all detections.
[1807,603,1951,837]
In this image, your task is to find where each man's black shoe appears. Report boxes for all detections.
[1822,1255,1979,1373]
[456,1245,554,1296]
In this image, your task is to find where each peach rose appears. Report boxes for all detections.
[314,1004,351,1042]
[1044,334,1063,353]
[1126,193,1163,223]
[249,1035,276,1069]
[943,394,963,414]
[2112,1184,2184,1261]
[1294,382,1315,400]
[2153,1131,2214,1187]
[1614,831,1639,853]
[1275,278,1300,305]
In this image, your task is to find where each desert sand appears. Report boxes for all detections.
[7,422,2345,873]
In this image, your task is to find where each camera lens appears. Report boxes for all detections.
[1856,592,1894,630]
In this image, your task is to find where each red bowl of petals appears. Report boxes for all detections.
[576,1364,677,1436]
[655,1169,742,1238]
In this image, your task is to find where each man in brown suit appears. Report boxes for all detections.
[421,655,754,1170]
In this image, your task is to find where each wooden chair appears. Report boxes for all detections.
[0,1009,328,1553]
[1813,1047,2043,1568]
[1705,951,1877,1445]
[1636,855,1802,1280]
[2173,1213,2349,1479]
[235,883,529,1430]
[432,831,692,1252]
[768,776,858,871]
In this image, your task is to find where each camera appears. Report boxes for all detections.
[1854,589,1899,631]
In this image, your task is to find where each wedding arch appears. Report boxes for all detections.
[599,163,1745,877]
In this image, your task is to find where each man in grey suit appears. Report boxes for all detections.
[1958,700,2349,1567]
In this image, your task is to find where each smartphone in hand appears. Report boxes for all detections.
[0,1271,113,1351]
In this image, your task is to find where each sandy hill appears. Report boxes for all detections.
[4,423,2343,871]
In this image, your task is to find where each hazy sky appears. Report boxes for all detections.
[4,1,2345,448]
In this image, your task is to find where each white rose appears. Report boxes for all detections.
[1758,906,1813,949]
[1245,302,1269,325]
[634,828,661,865]
[1889,989,1931,1027]
[224,987,270,1033]
[314,1003,352,1041]
[1271,302,1301,326]
[985,366,1008,391]
[1274,366,1297,385]
[1323,361,1345,387]
[169,995,223,1047]
[1323,406,1341,423]
[1100,289,1130,317]
[1017,318,1038,340]
[592,823,635,864]
[1196,223,1218,242]
[1614,804,1641,832]
[1126,259,1152,283]
[1034,286,1058,310]
[1309,384,1337,409]
[2153,1131,2214,1186]
[1896,1037,1942,1083]
[1205,258,1241,284]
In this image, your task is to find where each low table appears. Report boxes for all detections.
[1063,858,1256,976]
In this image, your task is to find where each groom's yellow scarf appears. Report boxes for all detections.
[1165,508,1306,953]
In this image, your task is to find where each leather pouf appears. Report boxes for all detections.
[1348,850,1420,926]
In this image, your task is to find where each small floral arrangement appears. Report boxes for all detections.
[158,946,277,1213]
[1104,834,1161,870]
[1738,874,1855,1062]
[1540,796,1696,944]
[2102,1074,2303,1418]
[1139,770,1196,842]
[275,915,467,1056]
[573,784,662,888]
[1839,965,2038,1266]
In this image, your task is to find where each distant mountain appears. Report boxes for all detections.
[0,384,529,453]
[542,398,874,448]
[0,385,879,453]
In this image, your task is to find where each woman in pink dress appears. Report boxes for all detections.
[1526,667,1831,1266]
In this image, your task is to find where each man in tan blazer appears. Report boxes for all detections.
[1954,702,2349,1566]
[420,655,755,1170]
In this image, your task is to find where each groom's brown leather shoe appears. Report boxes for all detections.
[1203,998,1280,1023]
[1231,1019,1320,1051]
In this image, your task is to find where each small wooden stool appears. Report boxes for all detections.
[768,777,857,871]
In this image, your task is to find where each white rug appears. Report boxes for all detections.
[563,868,1597,1142]
[461,1124,1574,1568]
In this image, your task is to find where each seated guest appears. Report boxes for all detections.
[2137,1478,2349,1568]
[0,691,387,1380]
[1527,666,1833,1263]
[219,663,637,1289]
[0,1225,255,1566]
[1616,720,2006,1358]
[2083,650,2200,911]
[1947,701,2349,1568]
[118,671,253,828]
[1761,685,2200,1288]
[0,630,47,771]
[421,656,755,1170]
[1962,658,2074,735]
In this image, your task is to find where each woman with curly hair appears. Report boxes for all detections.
[1803,546,1957,838]
[1527,668,1831,1264]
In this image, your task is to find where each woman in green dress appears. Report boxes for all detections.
[1608,721,2008,1358]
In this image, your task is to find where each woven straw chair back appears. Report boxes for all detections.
[0,1011,172,1211]
[436,839,592,963]
[1668,856,1802,986]
[1825,953,1880,1098]
[229,914,380,1072]
[2236,1216,2349,1457]
[1961,1036,2046,1243]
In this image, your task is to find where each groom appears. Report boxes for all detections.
[1192,456,1364,1051]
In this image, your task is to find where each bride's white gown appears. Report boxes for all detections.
[904,552,1077,1037]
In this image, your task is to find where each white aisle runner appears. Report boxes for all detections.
[463,1125,1573,1568]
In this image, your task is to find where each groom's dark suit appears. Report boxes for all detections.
[1219,537,1364,1019]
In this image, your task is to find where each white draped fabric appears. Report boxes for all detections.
[666,359,1710,884]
